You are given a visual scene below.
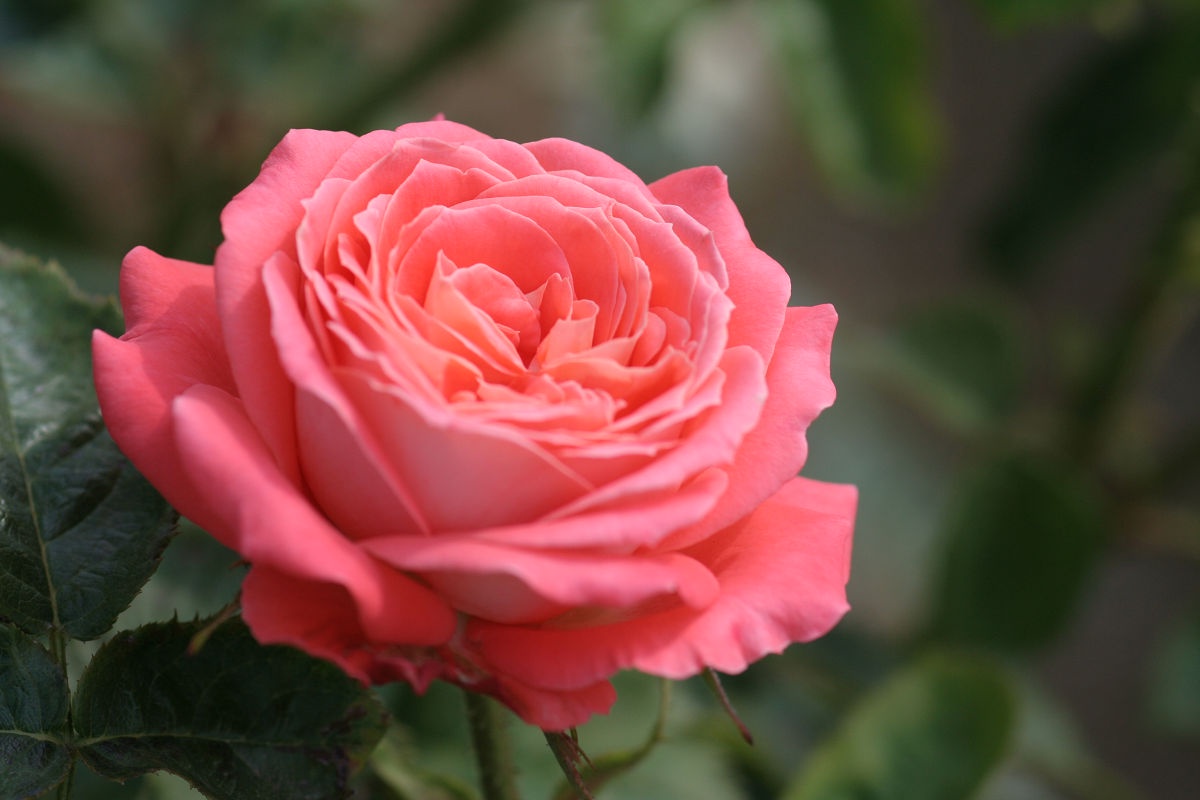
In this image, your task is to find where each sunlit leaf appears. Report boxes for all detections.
[0,245,176,641]
[784,652,1016,800]
[761,0,941,202]
[0,624,72,800]
[75,617,387,800]
[929,452,1108,651]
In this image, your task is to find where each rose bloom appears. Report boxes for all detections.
[93,120,856,730]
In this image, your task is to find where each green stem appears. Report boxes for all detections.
[50,626,75,800]
[55,759,76,800]
[465,691,521,800]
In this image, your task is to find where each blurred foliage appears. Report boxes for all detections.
[761,0,941,202]
[2,0,1198,798]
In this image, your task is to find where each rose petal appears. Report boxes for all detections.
[662,304,840,548]
[492,676,617,731]
[171,383,457,645]
[216,128,363,484]
[92,247,235,533]
[468,466,728,550]
[549,345,766,520]
[262,253,431,537]
[525,138,657,200]
[239,566,376,683]
[362,536,718,624]
[339,368,595,532]
[470,477,856,692]
[650,166,791,361]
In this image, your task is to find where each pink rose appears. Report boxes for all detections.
[93,120,855,730]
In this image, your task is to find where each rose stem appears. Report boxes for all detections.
[464,690,522,800]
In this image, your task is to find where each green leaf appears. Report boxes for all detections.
[1148,612,1200,739]
[929,453,1108,651]
[0,245,177,640]
[74,617,387,800]
[879,301,1024,434]
[980,18,1200,280]
[0,624,72,799]
[784,652,1016,800]
[761,0,941,202]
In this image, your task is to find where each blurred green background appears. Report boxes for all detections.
[2,0,1197,798]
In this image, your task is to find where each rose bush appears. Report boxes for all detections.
[92,120,856,730]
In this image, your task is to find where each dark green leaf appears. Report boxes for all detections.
[74,617,387,800]
[0,245,176,640]
[598,0,716,117]
[929,452,1108,650]
[762,0,941,201]
[1148,612,1200,739]
[881,301,1024,434]
[0,624,72,800]
[784,652,1016,800]
[980,18,1200,280]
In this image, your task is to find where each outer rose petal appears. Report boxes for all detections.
[170,383,457,645]
[92,247,235,534]
[216,128,361,484]
[650,166,791,361]
[362,536,718,624]
[490,676,617,731]
[469,477,855,693]
[663,304,839,548]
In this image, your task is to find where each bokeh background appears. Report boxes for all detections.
[2,1,1198,798]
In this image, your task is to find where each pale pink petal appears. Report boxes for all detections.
[471,477,856,692]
